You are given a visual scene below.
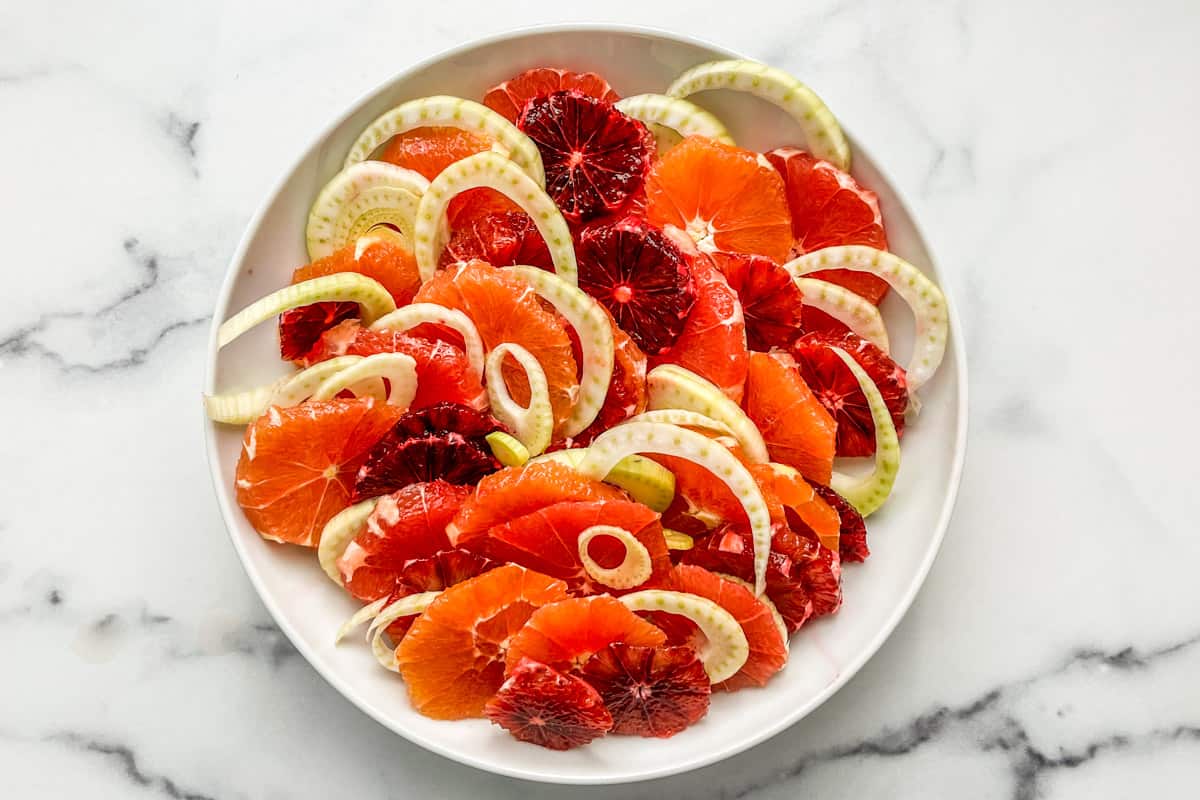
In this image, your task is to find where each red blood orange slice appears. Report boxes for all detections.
[483,67,620,122]
[395,564,569,719]
[812,483,869,563]
[235,399,405,547]
[485,657,613,750]
[773,525,843,617]
[580,642,711,738]
[766,146,889,304]
[709,251,804,351]
[440,211,553,270]
[644,136,792,262]
[742,351,836,484]
[506,595,666,674]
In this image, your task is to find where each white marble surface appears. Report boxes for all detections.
[3,0,1199,796]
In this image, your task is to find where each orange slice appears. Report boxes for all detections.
[743,351,836,485]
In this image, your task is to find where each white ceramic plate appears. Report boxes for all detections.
[204,24,968,785]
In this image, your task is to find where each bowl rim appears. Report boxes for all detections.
[202,21,969,785]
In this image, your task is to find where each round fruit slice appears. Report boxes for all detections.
[668,60,849,170]
[649,256,749,403]
[575,217,696,355]
[343,96,544,183]
[378,126,493,180]
[766,147,889,303]
[303,321,486,410]
[507,595,667,674]
[440,211,553,270]
[486,342,553,456]
[394,564,569,719]
[743,350,837,485]
[581,642,710,738]
[413,152,576,284]
[825,346,900,516]
[530,449,675,513]
[647,364,768,463]
[370,303,485,379]
[219,274,396,349]
[644,136,792,261]
[517,91,653,224]
[579,421,772,595]
[336,481,472,601]
[812,483,869,562]
[774,525,843,617]
[414,260,579,433]
[476,499,672,594]
[792,277,889,351]
[614,94,734,146]
[305,162,429,260]
[483,67,620,122]
[446,461,626,545]
[619,586,748,684]
[235,399,405,546]
[505,265,614,438]
[310,352,418,408]
[485,657,613,750]
[708,251,804,351]
[577,525,654,589]
[791,330,907,458]
[784,245,948,393]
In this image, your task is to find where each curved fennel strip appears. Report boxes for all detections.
[667,59,850,171]
[306,162,429,260]
[829,346,900,516]
[579,421,772,596]
[310,352,418,408]
[619,589,749,683]
[204,356,372,424]
[623,409,734,437]
[791,277,890,352]
[531,448,676,513]
[342,95,545,185]
[504,265,613,437]
[370,303,485,379]
[217,274,395,348]
[577,525,653,590]
[367,591,442,671]
[646,364,769,463]
[614,93,735,144]
[413,151,577,284]
[317,498,379,584]
[486,343,553,456]
[334,597,388,645]
[784,245,948,393]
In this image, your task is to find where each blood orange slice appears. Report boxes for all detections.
[791,330,908,458]
[446,461,627,546]
[337,480,471,602]
[742,351,836,485]
[440,211,553,270]
[773,526,842,617]
[506,595,666,674]
[766,147,889,304]
[478,499,671,593]
[765,464,841,552]
[580,642,711,738]
[483,67,620,122]
[812,483,869,563]
[649,255,748,402]
[709,251,804,351]
[517,91,653,224]
[644,136,792,261]
[414,261,579,434]
[485,657,613,750]
[235,399,405,547]
[303,320,486,410]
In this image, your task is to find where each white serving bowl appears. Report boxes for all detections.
[204,23,968,785]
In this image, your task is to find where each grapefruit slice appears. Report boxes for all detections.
[394,564,569,719]
[743,351,837,485]
[234,399,405,547]
[506,595,667,674]
[483,67,619,122]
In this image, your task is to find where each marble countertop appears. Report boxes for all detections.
[4,1,1199,797]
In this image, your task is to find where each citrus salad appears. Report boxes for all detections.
[206,60,948,750]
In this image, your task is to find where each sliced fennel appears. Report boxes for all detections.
[619,589,749,683]
[317,497,379,584]
[204,356,371,424]
[310,352,418,408]
[504,265,613,437]
[343,95,545,185]
[791,277,890,352]
[486,431,530,467]
[217,273,395,349]
[624,408,734,437]
[578,421,772,595]
[485,343,553,456]
[663,529,695,551]
[305,162,428,260]
[614,94,735,145]
[334,597,388,645]
[413,151,577,284]
[646,364,769,463]
[367,591,442,671]
[577,525,653,590]
[370,302,485,379]
[829,346,900,516]
[667,59,850,171]
[531,448,676,513]
[784,245,948,394]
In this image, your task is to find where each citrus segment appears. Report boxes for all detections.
[507,595,667,674]
[483,67,619,122]
[743,351,836,485]
[441,211,553,270]
[709,251,805,351]
[379,125,493,180]
[581,642,710,738]
[485,657,613,750]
